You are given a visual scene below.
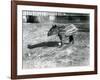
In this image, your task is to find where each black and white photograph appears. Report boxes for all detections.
[11,1,97,79]
[22,11,90,69]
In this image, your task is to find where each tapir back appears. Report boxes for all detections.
[58,24,78,36]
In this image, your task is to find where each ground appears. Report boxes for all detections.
[22,23,89,69]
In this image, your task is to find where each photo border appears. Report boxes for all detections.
[11,1,97,79]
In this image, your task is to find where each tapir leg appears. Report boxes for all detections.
[58,33,63,47]
[69,35,74,44]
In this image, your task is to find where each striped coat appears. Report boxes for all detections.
[57,24,78,36]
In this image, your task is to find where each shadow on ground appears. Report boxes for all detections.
[27,41,60,49]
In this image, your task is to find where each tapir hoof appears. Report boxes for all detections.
[57,42,63,48]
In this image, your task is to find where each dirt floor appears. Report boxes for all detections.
[22,23,90,69]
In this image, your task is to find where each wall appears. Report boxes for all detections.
[0,0,99,80]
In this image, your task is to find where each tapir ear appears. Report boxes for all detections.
[53,25,57,28]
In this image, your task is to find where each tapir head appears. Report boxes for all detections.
[47,25,59,36]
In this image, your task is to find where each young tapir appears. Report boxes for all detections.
[47,24,78,47]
